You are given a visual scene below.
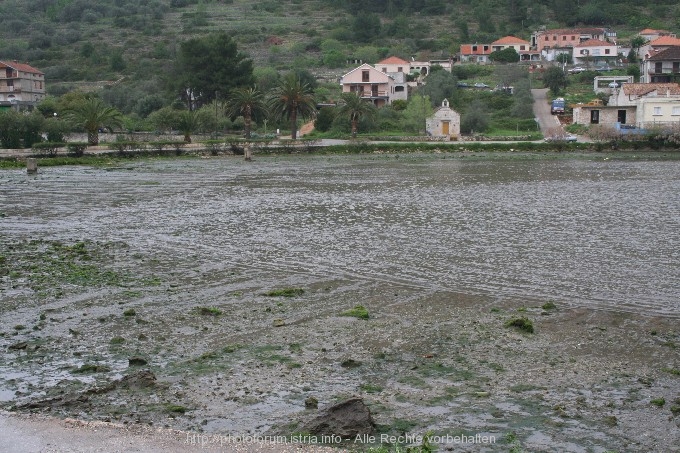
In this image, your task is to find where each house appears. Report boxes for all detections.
[532,28,616,51]
[376,56,410,75]
[459,44,492,63]
[572,39,619,66]
[640,46,680,83]
[638,29,676,43]
[425,99,460,139]
[339,63,407,107]
[0,60,45,111]
[490,36,540,62]
[639,36,680,62]
[573,83,680,129]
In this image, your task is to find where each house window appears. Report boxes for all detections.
[483,46,489,51]
[362,70,369,82]
[472,45,477,51]
[590,110,600,124]
[571,36,576,40]
[674,62,680,73]
[562,36,566,40]
[397,67,403,72]
[605,49,610,54]
[553,36,557,41]
[653,107,662,116]
[520,45,525,50]
[382,67,387,72]
[655,62,662,74]
[672,106,680,115]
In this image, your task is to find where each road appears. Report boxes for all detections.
[531,88,562,135]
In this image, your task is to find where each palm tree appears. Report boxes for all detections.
[63,98,124,145]
[176,110,203,143]
[225,86,267,139]
[337,92,377,138]
[268,74,317,139]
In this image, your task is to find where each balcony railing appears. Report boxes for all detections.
[356,90,388,98]
[648,69,680,75]
[0,86,19,93]
[0,72,19,79]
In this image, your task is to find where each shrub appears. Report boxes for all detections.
[32,142,64,156]
[505,316,534,333]
[67,142,88,157]
[264,287,304,297]
[341,305,369,320]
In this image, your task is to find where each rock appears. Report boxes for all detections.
[302,397,375,438]
[120,370,157,389]
[340,358,361,368]
[8,341,28,350]
[128,357,148,367]
[273,319,285,327]
[305,396,318,409]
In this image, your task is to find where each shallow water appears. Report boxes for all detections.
[2,154,679,317]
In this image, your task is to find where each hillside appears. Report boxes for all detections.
[1,0,678,111]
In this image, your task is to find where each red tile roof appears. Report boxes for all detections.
[648,36,680,47]
[538,28,606,36]
[574,39,615,47]
[648,46,680,61]
[492,36,530,45]
[377,56,409,65]
[0,60,43,75]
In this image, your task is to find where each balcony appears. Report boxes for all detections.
[0,72,19,79]
[0,86,20,93]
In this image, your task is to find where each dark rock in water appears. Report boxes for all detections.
[303,397,375,438]
[128,357,148,367]
[304,396,318,409]
[8,341,28,350]
[120,370,157,389]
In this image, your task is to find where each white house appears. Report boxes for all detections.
[572,39,619,66]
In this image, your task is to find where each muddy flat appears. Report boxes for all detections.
[1,153,679,452]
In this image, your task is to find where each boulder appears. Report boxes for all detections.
[303,397,375,438]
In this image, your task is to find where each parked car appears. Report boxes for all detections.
[608,81,620,88]
[545,134,578,142]
[473,82,489,88]
[568,67,586,73]
[457,82,469,88]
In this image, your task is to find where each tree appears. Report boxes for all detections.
[175,33,254,109]
[269,74,317,140]
[543,66,568,96]
[461,99,489,134]
[63,97,124,145]
[314,106,336,132]
[352,13,381,43]
[175,110,203,143]
[490,47,520,63]
[417,70,457,106]
[225,87,267,139]
[337,92,377,138]
[402,95,433,134]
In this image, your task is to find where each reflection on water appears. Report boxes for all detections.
[3,155,679,317]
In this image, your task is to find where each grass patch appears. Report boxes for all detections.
[195,306,222,316]
[505,316,534,333]
[541,301,557,310]
[264,287,304,297]
[123,308,136,317]
[359,383,384,393]
[662,368,680,376]
[650,397,665,407]
[340,305,369,319]
[109,336,126,345]
[166,404,187,414]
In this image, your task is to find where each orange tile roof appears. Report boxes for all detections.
[0,60,43,75]
[492,36,530,45]
[377,56,409,65]
[574,39,614,47]
[648,36,680,46]
[622,83,680,97]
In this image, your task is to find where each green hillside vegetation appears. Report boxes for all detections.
[0,0,678,141]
